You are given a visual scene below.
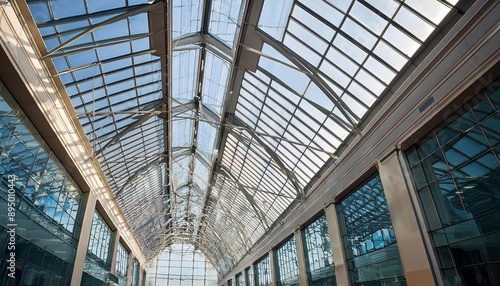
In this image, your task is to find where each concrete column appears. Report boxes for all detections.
[324,204,350,286]
[70,191,97,285]
[127,255,133,286]
[242,269,247,286]
[250,263,256,286]
[378,151,435,286]
[269,250,277,286]
[138,267,143,286]
[110,232,120,274]
[294,229,309,286]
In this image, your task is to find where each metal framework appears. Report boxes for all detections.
[23,0,463,278]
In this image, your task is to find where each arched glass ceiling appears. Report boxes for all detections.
[25,0,461,277]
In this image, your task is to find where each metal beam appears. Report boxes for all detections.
[114,154,167,197]
[228,114,304,198]
[254,27,362,126]
[257,67,359,136]
[56,49,157,75]
[42,1,162,58]
[94,100,164,156]
[217,202,252,252]
[48,33,153,59]
[36,2,156,28]
[219,165,270,229]
[173,32,233,60]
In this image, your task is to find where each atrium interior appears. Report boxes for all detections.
[0,0,499,285]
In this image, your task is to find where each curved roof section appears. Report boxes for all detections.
[26,0,461,276]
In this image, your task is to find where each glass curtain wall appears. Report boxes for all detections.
[82,211,113,285]
[303,214,335,285]
[406,84,500,285]
[255,255,271,286]
[236,273,244,286]
[116,241,130,286]
[276,236,299,286]
[132,258,140,286]
[146,243,218,286]
[0,88,83,285]
[245,267,253,286]
[337,175,406,285]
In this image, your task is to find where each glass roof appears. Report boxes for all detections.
[26,0,460,277]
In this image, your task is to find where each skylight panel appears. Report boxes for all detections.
[201,51,230,116]
[196,121,218,160]
[258,0,293,41]
[86,0,126,13]
[172,0,203,38]
[172,49,200,102]
[209,0,244,48]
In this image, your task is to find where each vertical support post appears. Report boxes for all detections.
[70,191,97,285]
[294,229,309,286]
[138,265,143,286]
[378,151,436,286]
[127,255,133,286]
[110,232,120,274]
[324,204,350,286]
[269,250,277,286]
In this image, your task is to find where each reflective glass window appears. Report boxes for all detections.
[246,267,254,286]
[255,255,271,286]
[0,94,82,238]
[406,84,500,286]
[132,258,140,286]
[0,89,82,286]
[276,236,299,286]
[116,241,130,286]
[338,175,406,285]
[146,244,218,285]
[83,211,113,282]
[236,273,244,286]
[304,214,335,285]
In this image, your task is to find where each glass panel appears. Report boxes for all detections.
[172,0,203,38]
[83,211,113,282]
[209,0,244,47]
[304,214,335,285]
[258,0,293,41]
[338,175,406,285]
[255,255,271,286]
[201,51,230,116]
[276,236,299,286]
[246,267,254,286]
[116,242,130,286]
[132,258,140,286]
[407,84,500,286]
[146,244,218,286]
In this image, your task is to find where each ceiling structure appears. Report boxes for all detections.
[25,0,462,276]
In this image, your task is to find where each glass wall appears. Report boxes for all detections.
[406,85,500,285]
[337,175,406,285]
[132,258,140,286]
[82,211,113,285]
[276,236,299,286]
[245,267,253,286]
[147,243,218,286]
[116,241,130,286]
[303,214,335,285]
[255,255,271,286]
[0,85,82,285]
[236,273,244,286]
